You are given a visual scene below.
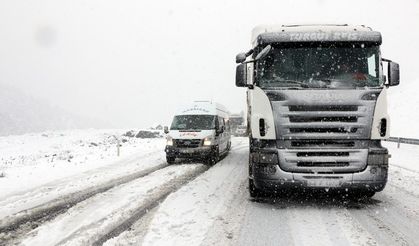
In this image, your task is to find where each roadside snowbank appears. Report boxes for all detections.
[0,129,165,199]
[384,141,419,197]
[384,141,419,172]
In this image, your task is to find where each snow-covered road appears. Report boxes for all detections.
[106,138,419,246]
[1,135,419,246]
[234,173,419,246]
[115,139,419,246]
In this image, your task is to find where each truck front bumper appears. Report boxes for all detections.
[251,148,389,192]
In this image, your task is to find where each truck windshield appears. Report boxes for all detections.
[170,115,216,130]
[255,43,382,89]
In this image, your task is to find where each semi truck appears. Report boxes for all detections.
[235,24,400,197]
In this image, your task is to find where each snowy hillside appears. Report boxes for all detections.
[0,84,105,136]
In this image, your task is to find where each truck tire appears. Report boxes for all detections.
[361,190,376,198]
[166,156,175,165]
[249,178,264,198]
[349,190,376,200]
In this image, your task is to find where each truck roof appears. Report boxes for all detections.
[251,24,382,46]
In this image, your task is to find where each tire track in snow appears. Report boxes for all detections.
[348,188,419,245]
[0,149,164,223]
[137,138,249,246]
[0,162,168,245]
[92,164,210,246]
[20,164,209,246]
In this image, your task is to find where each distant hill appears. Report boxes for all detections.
[0,84,105,136]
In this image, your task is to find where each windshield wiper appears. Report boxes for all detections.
[263,79,310,88]
[277,80,310,88]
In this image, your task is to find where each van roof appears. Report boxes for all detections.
[175,101,229,117]
[251,24,381,46]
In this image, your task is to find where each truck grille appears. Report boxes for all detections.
[289,127,358,133]
[289,116,358,123]
[288,105,358,112]
[297,161,350,167]
[267,89,379,173]
[285,104,362,135]
[289,140,356,148]
[271,97,375,140]
[174,139,201,148]
[278,149,368,173]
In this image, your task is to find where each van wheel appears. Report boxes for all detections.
[205,147,219,165]
[227,141,231,151]
[249,178,263,198]
[166,156,175,165]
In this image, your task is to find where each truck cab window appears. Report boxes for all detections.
[256,43,382,89]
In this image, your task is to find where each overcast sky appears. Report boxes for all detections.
[0,0,418,129]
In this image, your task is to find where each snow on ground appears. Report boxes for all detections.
[384,141,419,172]
[105,138,249,246]
[20,164,206,246]
[0,129,168,223]
[1,133,419,246]
[384,141,419,197]
[0,129,165,199]
[107,138,419,246]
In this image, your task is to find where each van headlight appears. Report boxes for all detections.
[166,137,173,146]
[203,137,212,146]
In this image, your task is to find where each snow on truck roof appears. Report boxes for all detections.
[175,101,229,117]
[251,24,382,46]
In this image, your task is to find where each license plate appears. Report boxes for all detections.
[307,179,340,188]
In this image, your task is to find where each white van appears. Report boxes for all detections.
[164,101,231,165]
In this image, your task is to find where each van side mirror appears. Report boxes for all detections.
[216,126,224,135]
[236,64,247,87]
[388,61,400,86]
[164,126,169,134]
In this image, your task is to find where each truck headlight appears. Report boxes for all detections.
[203,137,212,146]
[166,138,173,146]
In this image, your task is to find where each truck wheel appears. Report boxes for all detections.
[362,190,376,198]
[249,178,263,198]
[166,156,175,165]
[349,190,376,200]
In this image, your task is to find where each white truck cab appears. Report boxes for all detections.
[235,24,400,197]
[164,101,231,165]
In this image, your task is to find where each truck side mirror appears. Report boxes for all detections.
[388,61,400,86]
[236,53,247,63]
[236,63,247,87]
[164,126,169,134]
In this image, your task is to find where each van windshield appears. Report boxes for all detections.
[170,115,216,130]
[255,43,382,89]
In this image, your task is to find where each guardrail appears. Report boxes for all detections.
[385,137,419,147]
